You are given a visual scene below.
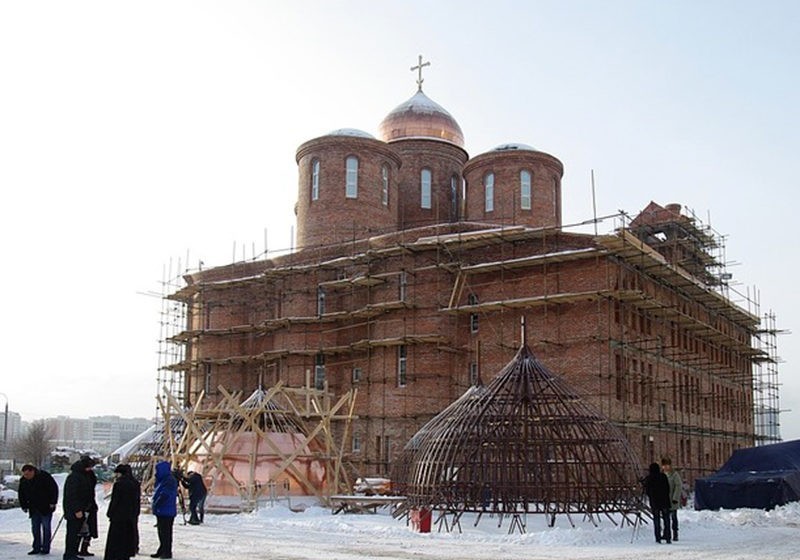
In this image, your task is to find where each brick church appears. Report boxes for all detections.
[168,62,773,485]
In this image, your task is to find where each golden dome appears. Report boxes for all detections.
[378,91,465,148]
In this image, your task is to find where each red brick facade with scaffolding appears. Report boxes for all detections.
[162,84,780,487]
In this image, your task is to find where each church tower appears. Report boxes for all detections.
[378,57,468,229]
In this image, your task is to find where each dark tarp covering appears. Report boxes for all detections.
[694,439,800,510]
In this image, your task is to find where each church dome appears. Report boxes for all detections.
[378,91,465,148]
[327,128,375,139]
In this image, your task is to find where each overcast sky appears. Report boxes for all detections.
[1,1,798,442]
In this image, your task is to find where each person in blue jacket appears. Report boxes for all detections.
[150,461,177,559]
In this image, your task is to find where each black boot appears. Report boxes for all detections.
[78,541,94,557]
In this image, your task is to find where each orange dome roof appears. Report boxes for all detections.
[378,91,464,147]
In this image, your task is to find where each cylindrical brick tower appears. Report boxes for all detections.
[295,129,402,249]
[463,143,564,229]
[378,91,469,229]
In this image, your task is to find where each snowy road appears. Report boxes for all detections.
[2,502,798,560]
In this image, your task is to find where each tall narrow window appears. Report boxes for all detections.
[311,159,320,201]
[352,433,361,453]
[345,156,358,198]
[469,362,478,385]
[314,354,326,390]
[520,170,531,210]
[421,168,432,209]
[451,175,459,220]
[384,436,392,463]
[381,165,389,206]
[397,345,407,387]
[204,363,213,394]
[352,367,362,383]
[468,293,479,333]
[484,172,494,212]
[317,286,326,315]
[398,270,407,301]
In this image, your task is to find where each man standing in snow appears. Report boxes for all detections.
[19,464,59,555]
[661,457,683,542]
[643,462,672,544]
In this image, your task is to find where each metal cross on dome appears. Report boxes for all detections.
[411,55,430,92]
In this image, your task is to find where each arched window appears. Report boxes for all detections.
[421,168,432,209]
[345,156,358,198]
[311,159,320,201]
[451,175,459,220]
[381,164,389,206]
[484,172,494,212]
[520,170,531,210]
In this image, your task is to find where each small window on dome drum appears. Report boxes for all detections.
[421,168,432,209]
[382,165,389,206]
[346,156,358,199]
[484,172,494,212]
[311,159,320,201]
[520,170,531,210]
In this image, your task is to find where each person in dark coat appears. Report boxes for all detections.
[643,462,672,544]
[179,471,207,525]
[77,455,99,557]
[19,464,59,555]
[150,460,178,559]
[104,464,141,560]
[62,457,96,560]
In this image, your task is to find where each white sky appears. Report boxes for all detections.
[1,1,798,442]
[2,489,800,559]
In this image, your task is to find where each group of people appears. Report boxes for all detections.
[643,457,684,544]
[18,457,207,560]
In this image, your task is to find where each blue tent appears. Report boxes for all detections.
[694,439,800,510]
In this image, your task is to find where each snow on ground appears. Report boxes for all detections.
[1,497,798,560]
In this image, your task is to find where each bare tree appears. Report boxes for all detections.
[12,420,53,467]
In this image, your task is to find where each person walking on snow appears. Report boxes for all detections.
[19,464,59,555]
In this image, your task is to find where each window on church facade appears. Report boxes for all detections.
[520,170,531,210]
[421,168,432,209]
[484,172,494,212]
[314,354,326,390]
[317,286,326,315]
[451,175,459,220]
[311,158,320,201]
[398,270,407,301]
[381,164,389,206]
[346,156,358,198]
[469,362,478,385]
[397,345,407,387]
[468,293,479,332]
[204,363,213,395]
